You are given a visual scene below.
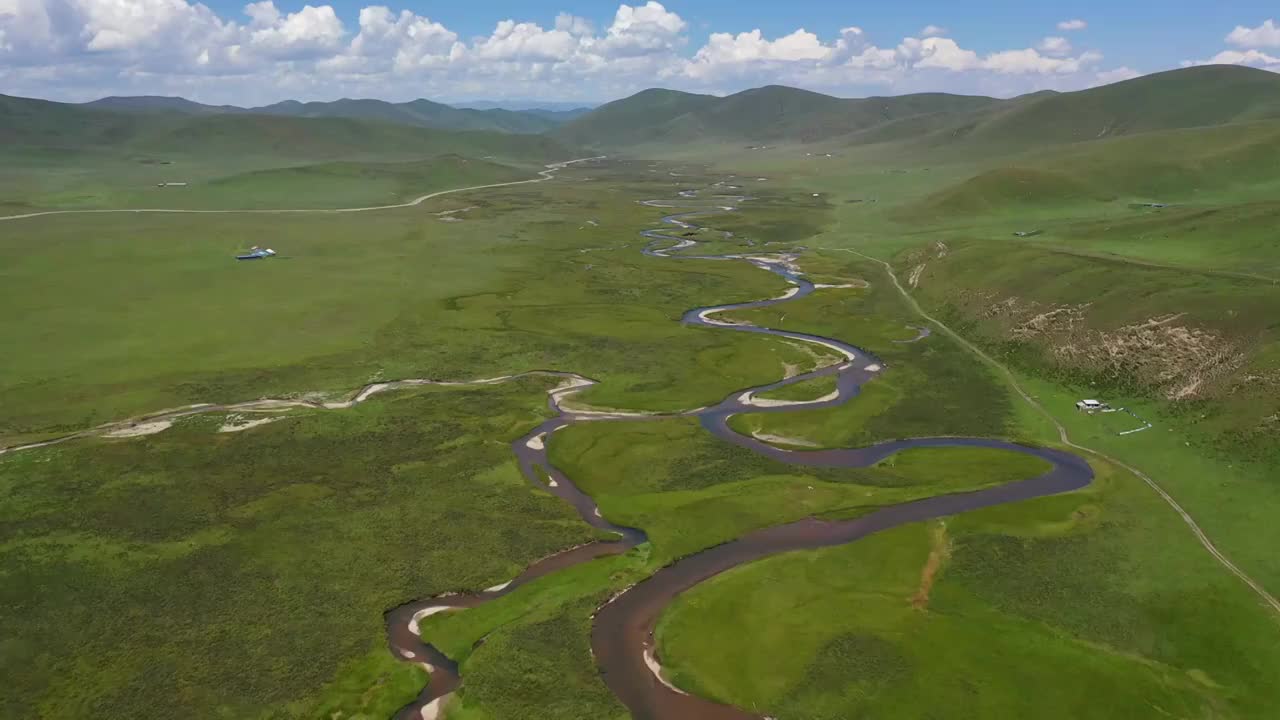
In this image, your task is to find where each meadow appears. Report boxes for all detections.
[0,378,595,719]
[1,157,947,717]
[0,152,531,211]
[641,124,1280,592]
[4,94,1279,720]
[595,109,1280,718]
[657,452,1280,719]
[414,421,1051,718]
[0,100,571,212]
[0,162,821,445]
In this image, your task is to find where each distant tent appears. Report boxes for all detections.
[236,247,277,261]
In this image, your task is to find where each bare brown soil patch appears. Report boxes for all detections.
[911,522,951,610]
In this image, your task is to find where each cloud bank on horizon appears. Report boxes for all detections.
[0,1,1275,105]
[1185,19,1280,70]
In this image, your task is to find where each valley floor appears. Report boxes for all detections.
[2,154,1277,720]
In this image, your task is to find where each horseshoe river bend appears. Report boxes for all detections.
[381,188,1094,720]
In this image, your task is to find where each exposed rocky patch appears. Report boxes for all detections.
[977,295,1246,400]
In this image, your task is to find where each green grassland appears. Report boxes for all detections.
[412,424,1052,718]
[657,454,1280,719]
[1,147,1086,717]
[0,145,564,211]
[596,67,1280,720]
[5,64,1280,720]
[1,162,826,445]
[691,186,833,247]
[755,373,837,402]
[624,68,1280,583]
[92,155,531,211]
[547,420,1041,565]
[560,65,1280,153]
[0,377,596,719]
[724,254,1019,448]
[547,120,1280,717]
[0,94,572,212]
[408,212,1071,717]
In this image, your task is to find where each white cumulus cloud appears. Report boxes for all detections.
[1185,48,1280,70]
[1057,19,1087,31]
[1183,19,1280,70]
[596,0,685,56]
[984,48,1102,74]
[325,7,459,74]
[902,37,981,70]
[472,20,577,62]
[1226,19,1280,48]
[0,2,1147,105]
[1038,36,1072,57]
[1095,66,1140,84]
[247,3,346,59]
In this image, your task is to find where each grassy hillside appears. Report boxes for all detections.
[904,119,1280,253]
[557,85,1000,148]
[559,65,1280,154]
[110,155,531,210]
[552,88,719,146]
[3,93,571,160]
[82,94,569,133]
[83,96,240,114]
[252,97,562,134]
[659,85,845,141]
[1022,120,1280,201]
[0,93,152,148]
[132,113,568,162]
[962,65,1280,147]
[0,94,574,210]
[916,167,1109,217]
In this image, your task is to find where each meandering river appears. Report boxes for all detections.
[383,190,1094,719]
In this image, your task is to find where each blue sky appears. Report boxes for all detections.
[3,1,1279,104]
[187,0,1273,68]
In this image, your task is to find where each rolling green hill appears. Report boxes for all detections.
[4,93,570,161]
[915,167,1109,217]
[554,84,1001,147]
[19,94,573,159]
[115,154,532,210]
[131,113,569,163]
[83,96,241,115]
[959,65,1280,148]
[909,118,1280,220]
[551,88,719,146]
[558,65,1280,153]
[0,93,152,148]
[80,95,571,133]
[0,93,574,210]
[251,98,563,134]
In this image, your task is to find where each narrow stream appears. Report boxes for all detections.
[385,189,1093,720]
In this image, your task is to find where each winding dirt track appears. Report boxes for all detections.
[380,192,1095,720]
[0,156,606,223]
[844,249,1280,617]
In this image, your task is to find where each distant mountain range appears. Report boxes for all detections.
[552,64,1280,151]
[451,100,597,113]
[0,92,571,165]
[8,65,1280,168]
[80,95,590,134]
